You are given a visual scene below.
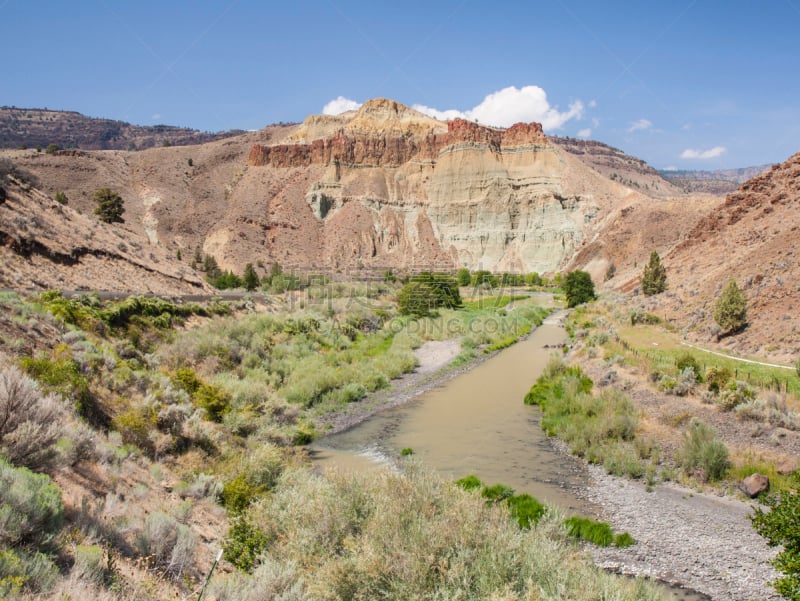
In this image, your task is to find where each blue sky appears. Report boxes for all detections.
[4,1,800,169]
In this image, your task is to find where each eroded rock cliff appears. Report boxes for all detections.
[242,99,593,272]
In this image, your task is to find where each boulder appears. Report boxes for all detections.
[739,473,769,498]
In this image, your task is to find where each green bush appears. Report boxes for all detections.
[481,484,515,503]
[564,271,596,308]
[678,419,730,482]
[751,488,800,598]
[235,466,662,601]
[0,458,64,549]
[223,516,270,572]
[675,352,703,382]
[718,380,756,411]
[0,549,59,596]
[222,475,266,514]
[397,273,462,317]
[564,516,614,546]
[795,357,800,379]
[705,366,732,394]
[456,268,471,286]
[454,474,483,491]
[400,448,414,456]
[112,407,156,456]
[19,354,105,427]
[54,191,68,205]
[195,383,231,422]
[506,494,545,529]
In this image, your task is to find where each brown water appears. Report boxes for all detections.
[310,312,709,601]
[312,312,591,513]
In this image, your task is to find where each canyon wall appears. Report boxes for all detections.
[242,99,593,272]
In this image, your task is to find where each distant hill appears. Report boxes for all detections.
[551,136,683,199]
[659,165,771,195]
[0,106,248,151]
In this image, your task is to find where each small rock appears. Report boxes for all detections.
[739,473,769,498]
[777,458,799,475]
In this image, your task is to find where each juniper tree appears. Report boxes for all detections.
[641,251,667,296]
[93,188,125,223]
[713,279,747,335]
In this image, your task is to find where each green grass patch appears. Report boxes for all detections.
[564,516,635,548]
[461,294,529,311]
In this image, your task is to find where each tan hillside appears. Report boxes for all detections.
[0,98,719,296]
[615,153,800,361]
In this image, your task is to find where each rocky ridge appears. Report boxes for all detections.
[0,107,246,151]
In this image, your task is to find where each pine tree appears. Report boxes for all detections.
[713,279,747,335]
[641,251,667,296]
[93,188,125,223]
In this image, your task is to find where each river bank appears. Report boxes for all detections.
[581,460,780,601]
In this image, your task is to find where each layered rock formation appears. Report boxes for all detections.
[243,99,592,272]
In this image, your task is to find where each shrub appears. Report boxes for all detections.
[72,544,108,586]
[456,268,471,286]
[675,352,702,382]
[239,466,662,601]
[705,366,732,394]
[454,474,483,491]
[397,273,462,317]
[506,494,545,529]
[112,407,155,456]
[713,279,747,335]
[481,483,515,503]
[564,270,596,308]
[136,511,196,578]
[640,251,667,296]
[564,516,614,546]
[19,354,105,427]
[223,516,270,572]
[93,188,125,224]
[678,419,730,482]
[195,383,231,422]
[0,458,64,548]
[0,366,64,469]
[0,549,59,596]
[54,191,68,205]
[222,475,265,514]
[400,447,414,456]
[718,380,756,411]
[795,357,800,379]
[751,488,800,598]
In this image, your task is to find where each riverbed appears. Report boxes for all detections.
[310,310,768,600]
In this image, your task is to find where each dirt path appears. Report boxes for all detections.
[680,341,795,371]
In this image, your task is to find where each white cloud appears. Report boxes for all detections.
[588,100,597,108]
[663,165,677,171]
[320,86,586,131]
[413,85,585,130]
[322,96,362,115]
[577,128,592,138]
[680,146,727,159]
[628,118,652,132]
[151,113,161,120]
